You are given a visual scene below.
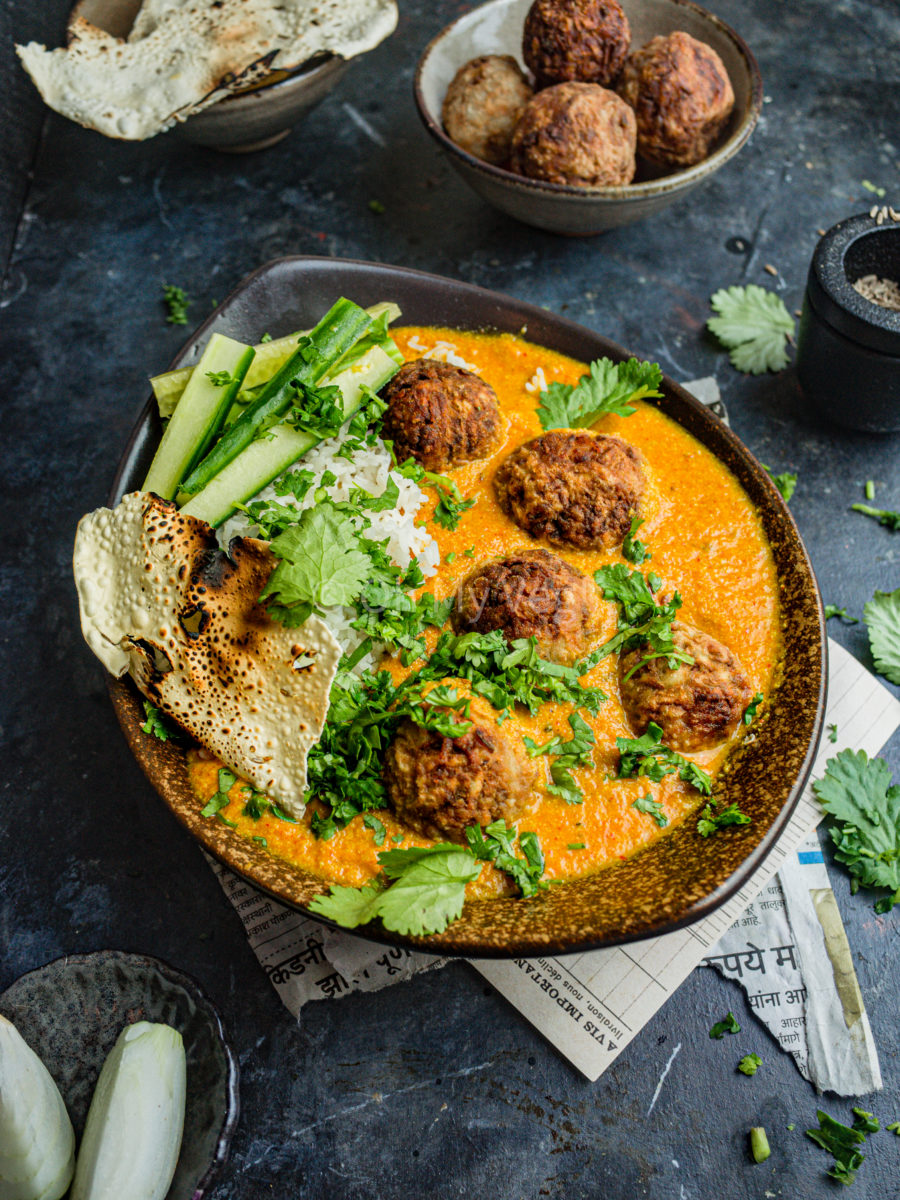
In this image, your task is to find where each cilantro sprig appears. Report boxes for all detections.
[812,749,900,913]
[141,700,184,743]
[537,356,662,431]
[395,457,475,531]
[593,565,693,678]
[200,767,238,826]
[707,285,795,374]
[622,516,651,566]
[525,712,596,805]
[851,503,900,531]
[310,821,547,935]
[616,722,712,795]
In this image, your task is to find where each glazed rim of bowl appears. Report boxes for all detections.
[414,0,763,200]
[106,255,825,958]
[219,50,341,103]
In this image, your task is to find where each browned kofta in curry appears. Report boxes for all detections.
[442,54,533,166]
[619,621,753,753]
[616,32,735,168]
[509,82,636,186]
[384,693,540,842]
[453,549,602,664]
[380,358,501,473]
[523,0,631,89]
[494,429,644,551]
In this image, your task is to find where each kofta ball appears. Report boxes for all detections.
[619,621,753,752]
[442,54,533,166]
[384,692,539,842]
[616,31,735,168]
[380,358,501,472]
[509,82,636,186]
[523,0,631,89]
[453,549,602,664]
[494,429,644,550]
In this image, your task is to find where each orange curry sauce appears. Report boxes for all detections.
[188,327,783,898]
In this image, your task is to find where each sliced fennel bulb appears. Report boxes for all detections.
[0,1014,75,1200]
[72,1021,186,1200]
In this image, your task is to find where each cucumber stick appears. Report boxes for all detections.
[151,302,402,418]
[181,344,398,527]
[179,298,371,498]
[142,334,254,499]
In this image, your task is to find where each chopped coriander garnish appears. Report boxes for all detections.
[363,813,387,846]
[737,1053,762,1076]
[593,564,692,677]
[828,723,838,743]
[260,332,273,343]
[395,458,476,531]
[368,198,386,214]
[697,800,751,837]
[464,821,547,897]
[750,1127,771,1164]
[162,283,190,325]
[206,370,235,387]
[525,712,596,805]
[851,1108,879,1134]
[851,502,900,531]
[743,692,763,725]
[445,551,457,564]
[806,1110,867,1185]
[253,835,268,847]
[617,722,712,795]
[141,700,181,742]
[865,480,876,501]
[632,792,668,827]
[200,768,237,819]
[567,842,586,850]
[886,1122,900,1135]
[622,516,651,565]
[763,464,798,502]
[709,1012,741,1039]
[813,749,900,913]
[463,547,475,557]
[537,356,662,431]
[824,604,858,624]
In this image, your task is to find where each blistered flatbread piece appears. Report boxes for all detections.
[17,0,398,140]
[74,492,340,814]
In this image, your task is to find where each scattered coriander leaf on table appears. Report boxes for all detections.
[806,1110,867,1185]
[812,749,900,913]
[886,1122,900,1135]
[537,356,662,430]
[762,464,797,502]
[709,1012,741,1038]
[162,283,190,326]
[828,723,838,743]
[824,605,858,624]
[851,502,900,531]
[851,1108,879,1134]
[707,285,795,374]
[737,1053,762,1076]
[863,587,900,685]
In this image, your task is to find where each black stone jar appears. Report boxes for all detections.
[796,212,900,432]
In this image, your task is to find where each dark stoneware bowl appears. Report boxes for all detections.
[796,212,900,432]
[106,256,825,956]
[0,951,239,1199]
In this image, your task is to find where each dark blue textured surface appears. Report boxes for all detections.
[1,2,899,1197]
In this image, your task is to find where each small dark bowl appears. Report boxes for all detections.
[797,211,900,432]
[105,256,825,957]
[0,951,239,1199]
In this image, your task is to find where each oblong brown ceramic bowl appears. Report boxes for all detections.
[108,256,825,957]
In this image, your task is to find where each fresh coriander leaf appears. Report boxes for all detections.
[284,380,345,440]
[709,1012,741,1038]
[593,565,692,675]
[632,792,668,827]
[433,489,476,531]
[200,767,237,818]
[828,723,838,743]
[617,722,712,795]
[886,1121,900,1135]
[864,588,900,684]
[743,693,763,725]
[309,880,385,928]
[738,1053,762,1076]
[463,547,475,557]
[622,516,651,565]
[253,835,268,847]
[750,1127,770,1164]
[162,283,190,326]
[374,847,481,935]
[206,370,234,387]
[363,813,387,846]
[567,842,586,850]
[812,749,900,912]
[707,285,795,374]
[140,700,182,742]
[260,332,273,343]
[263,502,372,616]
[697,800,751,837]
[368,198,386,214]
[524,712,596,805]
[763,464,797,502]
[445,551,456,564]
[464,820,547,897]
[806,1110,866,1185]
[851,1108,879,1134]
[537,356,662,431]
[852,502,900,532]
[824,605,858,624]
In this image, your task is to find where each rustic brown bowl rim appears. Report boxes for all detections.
[107,255,825,958]
[413,0,763,202]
